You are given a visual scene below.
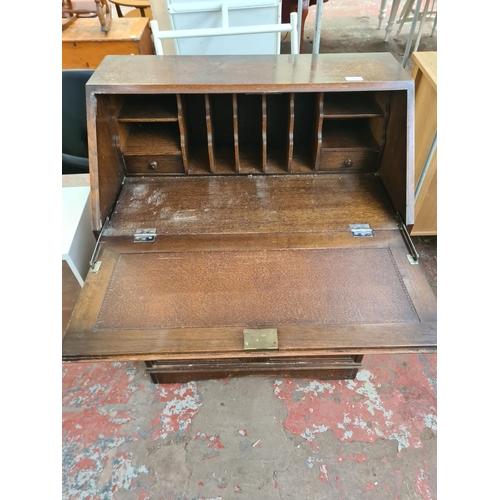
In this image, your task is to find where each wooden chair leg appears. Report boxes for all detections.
[396,0,415,37]
[384,0,402,42]
[299,0,309,53]
[378,0,389,30]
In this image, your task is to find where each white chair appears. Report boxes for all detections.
[383,0,437,68]
[384,0,436,43]
[394,0,437,40]
[150,0,299,55]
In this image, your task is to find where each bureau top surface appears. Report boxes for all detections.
[87,53,413,92]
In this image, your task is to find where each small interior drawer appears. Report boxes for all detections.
[123,154,184,174]
[318,150,379,172]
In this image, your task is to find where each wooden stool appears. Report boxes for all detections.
[62,0,112,32]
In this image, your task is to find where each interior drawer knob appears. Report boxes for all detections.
[149,161,158,170]
[344,158,353,167]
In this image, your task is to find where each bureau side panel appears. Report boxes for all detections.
[87,92,125,232]
[378,89,415,226]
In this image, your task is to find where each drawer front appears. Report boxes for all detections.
[124,155,184,174]
[319,150,378,172]
[145,356,362,383]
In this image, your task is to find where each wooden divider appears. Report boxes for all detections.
[204,94,216,173]
[113,90,391,176]
[232,94,240,173]
[313,92,324,171]
[176,94,188,174]
[261,95,267,172]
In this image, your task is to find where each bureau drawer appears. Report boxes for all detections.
[145,356,363,383]
[318,150,379,172]
[123,154,184,174]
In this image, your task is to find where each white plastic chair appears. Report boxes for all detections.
[150,0,299,55]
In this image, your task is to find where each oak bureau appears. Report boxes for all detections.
[62,54,437,383]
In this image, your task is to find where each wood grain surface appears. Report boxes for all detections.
[104,174,399,236]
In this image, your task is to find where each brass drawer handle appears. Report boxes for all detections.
[344,158,353,167]
[149,161,158,170]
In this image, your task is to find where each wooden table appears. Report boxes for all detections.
[62,17,153,69]
[411,51,437,236]
[109,0,150,17]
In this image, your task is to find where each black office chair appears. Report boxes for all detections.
[62,69,94,174]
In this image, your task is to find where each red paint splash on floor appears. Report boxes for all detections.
[62,362,141,408]
[319,464,329,482]
[415,462,434,499]
[62,362,141,448]
[63,407,132,447]
[273,354,437,452]
[195,431,225,461]
[334,475,345,499]
[338,452,367,463]
[151,381,201,440]
[195,431,225,449]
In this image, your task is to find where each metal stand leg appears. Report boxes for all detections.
[413,0,430,53]
[401,0,422,68]
[414,132,437,202]
[296,0,303,53]
[431,8,437,36]
[312,0,323,55]
[290,12,299,55]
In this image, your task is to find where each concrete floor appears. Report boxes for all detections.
[62,2,438,498]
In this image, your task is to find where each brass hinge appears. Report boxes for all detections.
[134,228,156,242]
[243,329,278,351]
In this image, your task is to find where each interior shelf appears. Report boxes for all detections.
[117,95,178,122]
[323,92,384,118]
[122,123,181,155]
[321,120,380,151]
